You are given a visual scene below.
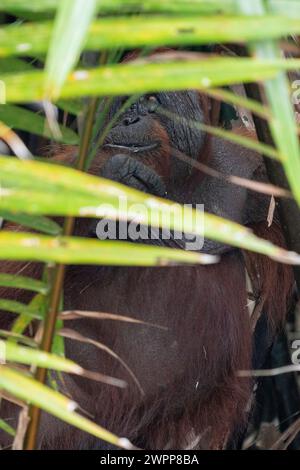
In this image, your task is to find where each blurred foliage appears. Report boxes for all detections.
[0,0,299,450]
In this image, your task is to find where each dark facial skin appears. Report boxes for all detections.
[95,90,270,254]
[99,91,206,188]
[0,91,292,451]
[104,91,205,158]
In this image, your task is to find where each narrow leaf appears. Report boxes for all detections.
[11,294,47,337]
[0,232,216,266]
[0,157,298,262]
[1,340,125,387]
[0,0,236,15]
[3,15,300,59]
[1,0,300,17]
[0,211,62,235]
[0,366,133,449]
[0,418,16,437]
[0,340,82,374]
[44,0,96,99]
[0,273,48,294]
[0,299,42,319]
[0,105,79,145]
[3,57,300,103]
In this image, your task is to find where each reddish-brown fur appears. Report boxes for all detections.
[0,93,294,450]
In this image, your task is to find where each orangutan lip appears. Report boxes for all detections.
[104,142,158,153]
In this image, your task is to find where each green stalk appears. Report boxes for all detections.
[24,97,98,450]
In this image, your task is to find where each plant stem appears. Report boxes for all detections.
[24,98,98,450]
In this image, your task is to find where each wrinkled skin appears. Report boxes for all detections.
[0,90,292,450]
[97,91,269,252]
